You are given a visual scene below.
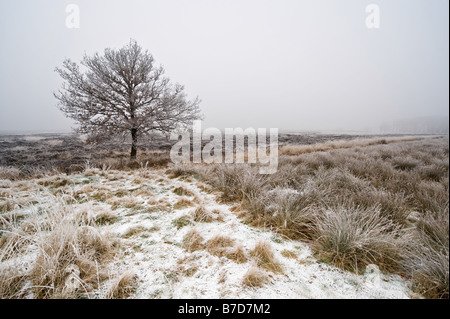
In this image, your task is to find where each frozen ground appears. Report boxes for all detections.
[0,167,417,299]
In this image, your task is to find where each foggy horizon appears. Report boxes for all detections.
[0,0,449,134]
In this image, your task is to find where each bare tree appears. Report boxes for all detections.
[54,39,202,160]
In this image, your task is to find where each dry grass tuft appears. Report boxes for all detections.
[166,164,198,179]
[392,157,420,171]
[0,199,17,213]
[37,176,72,188]
[105,271,137,299]
[403,240,448,299]
[259,188,316,239]
[192,206,215,223]
[402,207,449,299]
[173,186,195,197]
[249,241,283,273]
[173,198,194,210]
[29,221,114,298]
[73,204,117,226]
[182,229,205,252]
[0,266,27,298]
[205,235,236,257]
[281,250,297,259]
[107,196,145,211]
[0,228,32,260]
[74,184,112,202]
[225,244,248,263]
[94,210,118,225]
[0,166,21,180]
[122,226,147,238]
[242,266,268,287]
[172,215,192,230]
[311,205,405,272]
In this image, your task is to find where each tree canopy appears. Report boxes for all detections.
[54,39,202,159]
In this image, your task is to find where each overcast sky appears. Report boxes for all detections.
[0,0,448,133]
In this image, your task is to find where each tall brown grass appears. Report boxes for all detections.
[249,241,283,273]
[0,192,116,299]
[402,207,449,298]
[311,204,406,272]
[182,136,449,298]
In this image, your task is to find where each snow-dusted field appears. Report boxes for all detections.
[0,167,416,299]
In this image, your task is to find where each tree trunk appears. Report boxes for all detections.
[130,128,138,160]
